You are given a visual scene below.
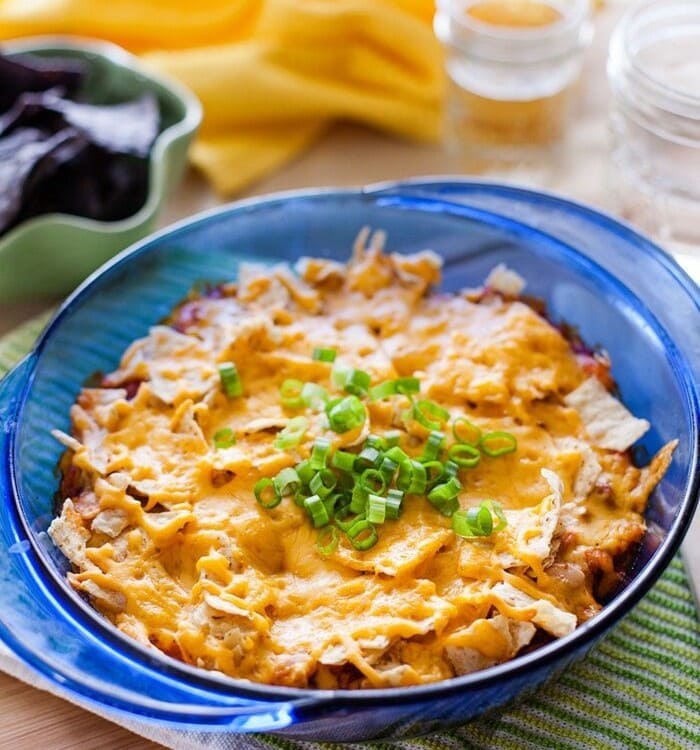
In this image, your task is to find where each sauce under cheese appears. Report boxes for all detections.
[49,231,675,689]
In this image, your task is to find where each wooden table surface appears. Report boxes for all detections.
[1,6,698,748]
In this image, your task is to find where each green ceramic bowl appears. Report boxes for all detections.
[0,37,202,302]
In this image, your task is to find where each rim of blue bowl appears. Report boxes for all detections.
[0,35,202,240]
[5,181,700,710]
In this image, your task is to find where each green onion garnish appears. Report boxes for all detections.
[385,445,409,464]
[310,437,331,470]
[355,446,381,470]
[420,430,445,462]
[280,379,304,409]
[304,494,330,527]
[295,459,314,485]
[386,488,404,519]
[427,476,462,516]
[369,377,420,401]
[312,347,337,363]
[442,460,459,478]
[342,369,371,397]
[359,468,386,495]
[301,382,328,411]
[350,483,368,514]
[452,500,507,538]
[383,430,402,448]
[411,400,450,431]
[316,525,339,555]
[367,494,387,524]
[331,450,357,472]
[422,459,445,486]
[309,468,336,499]
[369,380,397,401]
[273,467,301,497]
[479,431,517,457]
[335,503,364,531]
[397,459,427,494]
[326,395,366,433]
[213,427,236,449]
[448,443,481,468]
[379,456,398,484]
[219,362,243,398]
[347,519,378,550]
[395,377,420,395]
[274,416,309,450]
[365,434,386,450]
[254,478,281,509]
[452,417,481,446]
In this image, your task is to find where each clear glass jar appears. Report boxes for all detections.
[434,0,593,171]
[608,0,700,257]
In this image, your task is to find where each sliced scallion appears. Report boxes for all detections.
[312,347,337,363]
[213,427,236,449]
[480,431,517,457]
[219,362,243,398]
[274,416,309,450]
[254,478,281,509]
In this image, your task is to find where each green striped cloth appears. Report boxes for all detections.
[1,314,699,750]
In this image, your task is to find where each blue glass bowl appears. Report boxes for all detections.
[0,181,698,742]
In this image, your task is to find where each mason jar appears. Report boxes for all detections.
[608,0,700,256]
[434,0,593,170]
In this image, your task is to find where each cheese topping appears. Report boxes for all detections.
[49,232,675,689]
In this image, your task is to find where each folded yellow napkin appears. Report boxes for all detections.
[0,0,443,194]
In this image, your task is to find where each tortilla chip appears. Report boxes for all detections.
[564,377,649,451]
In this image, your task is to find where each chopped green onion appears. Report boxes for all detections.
[448,443,481,468]
[310,437,331,470]
[396,459,427,494]
[411,400,450,431]
[359,468,386,495]
[367,494,387,524]
[304,494,330,527]
[427,476,462,516]
[442,460,459,478]
[326,395,366,433]
[452,500,507,538]
[452,417,481,446]
[254,478,281,509]
[365,434,386,450]
[347,519,378,550]
[350,483,368,514]
[273,467,301,497]
[342,368,371,397]
[385,445,410,464]
[309,468,336,499]
[213,427,236,449]
[385,488,404,519]
[335,503,364,531]
[355,446,381,470]
[395,377,420,395]
[331,450,357,473]
[369,380,398,401]
[219,362,243,398]
[420,430,445,462]
[323,493,343,516]
[316,525,339,555]
[422,460,445,486]
[480,431,517,457]
[312,347,337,363]
[280,379,304,409]
[274,416,309,450]
[331,365,350,390]
[383,430,402,448]
[379,456,398,484]
[369,377,420,401]
[293,491,308,508]
[295,459,314,485]
[301,382,328,411]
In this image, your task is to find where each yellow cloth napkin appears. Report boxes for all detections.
[0,0,443,194]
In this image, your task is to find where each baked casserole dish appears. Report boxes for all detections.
[48,228,675,690]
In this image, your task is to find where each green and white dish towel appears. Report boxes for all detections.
[1,314,698,750]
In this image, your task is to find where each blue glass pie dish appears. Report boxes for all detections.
[0,180,698,742]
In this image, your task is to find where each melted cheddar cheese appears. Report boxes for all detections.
[49,231,675,689]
